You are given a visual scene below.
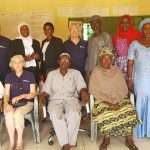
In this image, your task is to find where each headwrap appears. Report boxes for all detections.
[16,22,36,68]
[139,18,150,32]
[98,47,115,59]
[113,15,142,47]
[59,53,71,59]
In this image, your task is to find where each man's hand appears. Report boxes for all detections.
[39,92,49,103]
[80,88,89,104]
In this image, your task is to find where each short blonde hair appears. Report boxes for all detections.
[9,55,26,71]
[68,23,82,38]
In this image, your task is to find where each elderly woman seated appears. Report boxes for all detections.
[89,47,140,150]
[4,55,36,150]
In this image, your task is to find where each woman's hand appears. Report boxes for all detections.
[24,55,32,61]
[5,104,14,112]
[30,52,40,60]
[12,94,26,103]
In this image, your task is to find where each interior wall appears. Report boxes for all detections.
[0,0,149,41]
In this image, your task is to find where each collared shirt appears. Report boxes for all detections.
[5,70,36,100]
[42,68,86,101]
[64,38,87,76]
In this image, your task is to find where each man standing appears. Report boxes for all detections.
[85,15,114,82]
[39,53,89,150]
[0,34,11,84]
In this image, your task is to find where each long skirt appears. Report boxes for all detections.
[92,98,141,137]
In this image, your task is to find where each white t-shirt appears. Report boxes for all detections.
[42,42,49,61]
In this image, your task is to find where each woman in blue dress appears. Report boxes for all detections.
[128,18,150,140]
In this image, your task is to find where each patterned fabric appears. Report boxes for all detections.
[114,55,128,80]
[98,46,115,59]
[92,98,140,136]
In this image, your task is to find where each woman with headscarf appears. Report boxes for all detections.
[128,18,150,140]
[89,47,140,150]
[113,15,141,80]
[9,22,41,85]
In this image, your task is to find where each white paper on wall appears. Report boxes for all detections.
[113,6,138,16]
[0,11,53,43]
[58,7,109,17]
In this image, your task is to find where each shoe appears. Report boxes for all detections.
[125,141,138,150]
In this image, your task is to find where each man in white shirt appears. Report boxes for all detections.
[39,53,89,150]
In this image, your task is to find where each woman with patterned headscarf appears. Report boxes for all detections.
[89,47,140,150]
[128,18,150,140]
[9,22,41,85]
[113,15,141,80]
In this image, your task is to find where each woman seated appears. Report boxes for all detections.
[89,47,140,150]
[4,55,36,150]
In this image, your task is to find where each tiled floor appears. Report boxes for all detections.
[0,121,150,150]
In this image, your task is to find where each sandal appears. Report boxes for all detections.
[7,144,14,150]
[15,144,24,150]
[125,141,138,150]
[99,137,110,150]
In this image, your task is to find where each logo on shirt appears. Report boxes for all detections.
[0,45,6,48]
[80,45,85,48]
[23,80,30,83]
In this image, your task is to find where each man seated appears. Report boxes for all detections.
[39,53,89,150]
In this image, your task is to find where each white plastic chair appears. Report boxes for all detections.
[0,96,40,145]
[90,95,97,142]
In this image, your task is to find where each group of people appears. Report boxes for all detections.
[0,14,149,150]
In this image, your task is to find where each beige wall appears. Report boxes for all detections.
[0,0,149,40]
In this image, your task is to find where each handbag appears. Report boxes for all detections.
[9,99,27,108]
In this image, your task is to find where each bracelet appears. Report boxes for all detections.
[128,78,132,80]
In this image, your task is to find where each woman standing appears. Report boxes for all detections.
[4,55,36,150]
[64,23,87,77]
[9,22,41,84]
[113,15,141,80]
[128,18,150,139]
[41,22,64,80]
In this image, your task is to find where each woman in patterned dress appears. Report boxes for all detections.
[113,15,141,80]
[89,47,140,150]
[128,18,150,140]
